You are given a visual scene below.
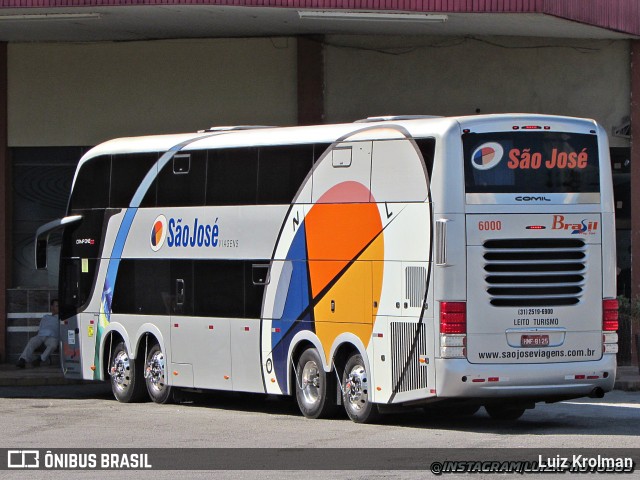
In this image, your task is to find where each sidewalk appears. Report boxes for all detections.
[0,362,85,387]
[0,362,639,390]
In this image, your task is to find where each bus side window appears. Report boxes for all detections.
[257,145,314,205]
[193,260,245,317]
[207,148,258,206]
[68,155,111,211]
[157,151,206,207]
[110,152,160,208]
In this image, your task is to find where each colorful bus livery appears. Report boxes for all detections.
[36,114,618,423]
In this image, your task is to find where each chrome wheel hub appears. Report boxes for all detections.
[110,351,131,392]
[145,351,166,393]
[345,364,368,411]
[300,360,321,406]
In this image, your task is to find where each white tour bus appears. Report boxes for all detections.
[35,114,618,423]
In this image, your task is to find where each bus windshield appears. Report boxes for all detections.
[463,131,600,194]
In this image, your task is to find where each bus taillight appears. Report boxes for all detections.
[440,302,467,359]
[440,302,466,334]
[602,299,619,331]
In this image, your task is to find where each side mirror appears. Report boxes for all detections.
[36,237,48,270]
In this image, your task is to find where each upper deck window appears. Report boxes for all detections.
[463,132,600,194]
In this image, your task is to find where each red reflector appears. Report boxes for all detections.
[488,377,499,382]
[89,320,95,324]
[174,323,179,328]
[244,327,250,331]
[440,302,466,334]
[374,333,384,338]
[587,375,599,379]
[512,126,519,130]
[575,374,586,380]
[209,325,214,330]
[472,378,485,383]
[603,299,619,331]
[272,328,281,333]
[544,126,551,130]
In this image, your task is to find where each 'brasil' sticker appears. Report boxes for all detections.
[471,142,504,171]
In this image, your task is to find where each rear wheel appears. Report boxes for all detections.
[109,341,147,403]
[485,405,526,421]
[295,347,338,419]
[342,353,379,424]
[145,343,172,404]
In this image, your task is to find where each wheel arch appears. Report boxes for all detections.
[286,331,327,396]
[330,333,371,381]
[133,324,166,364]
[99,323,129,381]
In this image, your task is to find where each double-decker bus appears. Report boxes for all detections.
[35,114,618,423]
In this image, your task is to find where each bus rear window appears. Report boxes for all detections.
[463,132,600,194]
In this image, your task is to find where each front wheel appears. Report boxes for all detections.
[342,353,379,423]
[109,341,147,403]
[294,348,338,419]
[145,343,173,404]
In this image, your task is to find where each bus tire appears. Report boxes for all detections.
[485,405,526,421]
[342,353,379,424]
[295,347,338,419]
[109,341,147,403]
[145,343,172,404]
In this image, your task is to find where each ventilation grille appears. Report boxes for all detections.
[405,266,427,308]
[483,239,586,307]
[391,322,428,393]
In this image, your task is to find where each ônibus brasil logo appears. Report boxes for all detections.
[150,215,220,251]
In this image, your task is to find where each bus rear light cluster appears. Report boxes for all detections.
[469,377,501,383]
[602,298,619,354]
[440,301,467,358]
[565,374,602,380]
[602,299,619,331]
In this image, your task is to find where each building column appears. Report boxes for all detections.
[297,36,324,126]
[0,42,8,363]
[631,40,640,365]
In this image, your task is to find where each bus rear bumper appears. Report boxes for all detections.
[434,355,616,400]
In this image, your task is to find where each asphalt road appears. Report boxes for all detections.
[1,383,638,479]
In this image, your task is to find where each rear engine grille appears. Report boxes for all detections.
[483,239,586,307]
[391,322,428,393]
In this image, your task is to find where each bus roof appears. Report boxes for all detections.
[78,113,599,166]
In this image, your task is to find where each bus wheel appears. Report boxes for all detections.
[342,353,379,424]
[485,405,526,421]
[145,343,172,404]
[295,348,337,419]
[109,341,146,403]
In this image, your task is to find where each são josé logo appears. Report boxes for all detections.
[150,215,222,251]
[471,142,504,170]
[150,215,168,251]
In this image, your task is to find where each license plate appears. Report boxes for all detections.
[521,334,550,347]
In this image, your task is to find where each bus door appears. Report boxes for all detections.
[168,260,233,390]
